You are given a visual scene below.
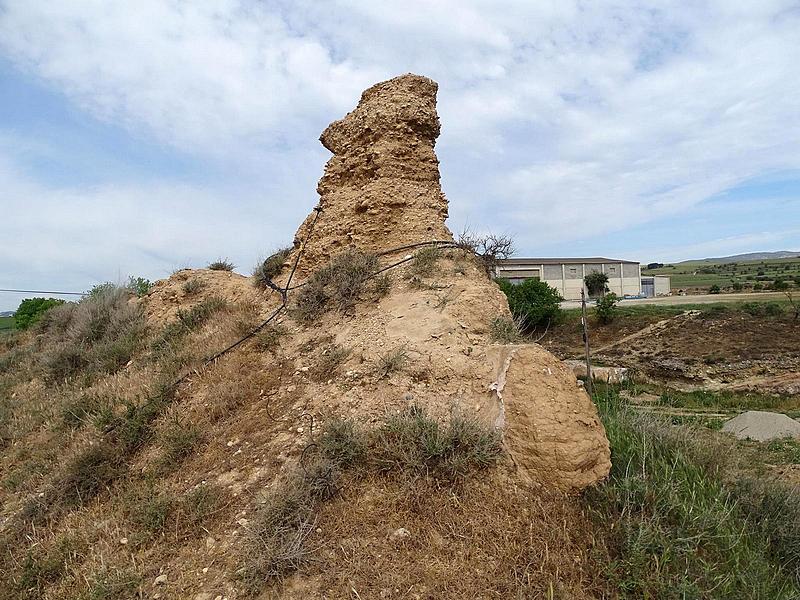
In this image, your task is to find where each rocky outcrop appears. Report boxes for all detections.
[292,74,452,275]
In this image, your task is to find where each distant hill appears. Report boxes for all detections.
[681,251,800,264]
[0,311,14,318]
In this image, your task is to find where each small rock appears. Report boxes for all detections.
[154,574,168,585]
[119,537,128,545]
[389,527,411,542]
[202,567,209,574]
[297,427,304,434]
[206,536,216,549]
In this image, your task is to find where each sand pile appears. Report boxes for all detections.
[722,410,800,442]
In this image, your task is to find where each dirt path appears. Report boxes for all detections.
[561,291,788,309]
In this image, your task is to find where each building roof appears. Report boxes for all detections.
[498,257,639,266]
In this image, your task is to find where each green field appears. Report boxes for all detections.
[643,256,800,290]
[0,316,15,333]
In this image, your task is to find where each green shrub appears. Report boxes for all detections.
[318,417,366,468]
[595,292,619,324]
[584,272,609,297]
[14,297,65,330]
[126,276,152,297]
[159,420,202,469]
[709,284,721,294]
[254,247,292,289]
[208,259,235,271]
[176,297,227,330]
[496,278,562,332]
[293,250,380,321]
[84,568,141,600]
[742,302,784,317]
[253,324,286,354]
[773,278,789,291]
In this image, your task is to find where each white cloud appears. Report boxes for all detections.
[0,0,799,294]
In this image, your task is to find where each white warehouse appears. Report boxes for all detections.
[495,257,659,300]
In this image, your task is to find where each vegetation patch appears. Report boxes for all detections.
[38,286,146,383]
[208,259,235,271]
[240,407,502,594]
[292,250,381,322]
[410,246,441,277]
[489,315,522,343]
[588,389,800,598]
[254,246,293,289]
[375,346,408,378]
[496,277,562,333]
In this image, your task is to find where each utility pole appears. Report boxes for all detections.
[581,286,593,397]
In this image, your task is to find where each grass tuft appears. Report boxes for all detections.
[254,247,292,288]
[208,259,235,271]
[410,246,441,277]
[376,347,408,378]
[489,315,522,343]
[292,250,380,322]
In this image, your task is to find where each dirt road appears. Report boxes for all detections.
[561,291,788,309]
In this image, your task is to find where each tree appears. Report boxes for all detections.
[584,272,609,297]
[595,293,619,325]
[709,284,721,294]
[14,297,65,330]
[496,278,562,333]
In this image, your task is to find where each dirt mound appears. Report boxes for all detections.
[721,410,800,442]
[142,268,272,327]
[0,73,613,600]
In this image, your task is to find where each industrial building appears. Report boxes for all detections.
[495,257,670,300]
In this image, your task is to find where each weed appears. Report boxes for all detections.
[489,315,522,343]
[179,485,221,528]
[371,406,502,479]
[318,417,366,468]
[311,344,350,381]
[240,458,337,592]
[55,444,126,510]
[208,259,235,271]
[254,246,292,289]
[588,392,800,597]
[410,245,441,277]
[182,278,205,295]
[61,393,111,429]
[376,347,408,378]
[176,297,227,330]
[38,286,145,383]
[292,250,380,322]
[373,273,392,298]
[83,568,141,600]
[126,483,173,535]
[253,324,286,354]
[160,419,202,470]
[18,536,80,598]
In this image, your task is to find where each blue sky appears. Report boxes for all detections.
[1,1,799,311]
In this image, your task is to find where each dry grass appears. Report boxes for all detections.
[409,245,441,277]
[375,346,408,378]
[489,315,523,343]
[181,278,205,295]
[310,343,350,381]
[311,475,600,599]
[292,250,381,322]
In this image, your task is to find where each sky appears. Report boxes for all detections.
[1,0,800,311]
